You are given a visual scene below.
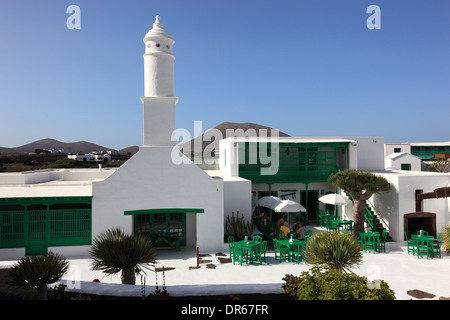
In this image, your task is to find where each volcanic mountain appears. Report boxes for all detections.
[178,122,291,156]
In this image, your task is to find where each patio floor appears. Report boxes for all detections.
[1,226,449,300]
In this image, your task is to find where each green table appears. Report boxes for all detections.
[318,214,335,228]
[411,234,436,258]
[332,220,353,232]
[278,239,305,262]
[360,232,381,253]
[234,240,261,264]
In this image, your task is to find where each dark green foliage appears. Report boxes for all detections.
[7,251,70,300]
[328,169,391,200]
[303,231,363,272]
[89,228,156,284]
[46,158,89,168]
[282,267,395,300]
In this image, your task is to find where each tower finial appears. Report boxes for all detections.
[154,15,163,27]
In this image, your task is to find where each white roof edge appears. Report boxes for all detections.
[221,137,358,143]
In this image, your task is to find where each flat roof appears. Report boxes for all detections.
[0,168,116,198]
[222,137,357,144]
[386,142,450,146]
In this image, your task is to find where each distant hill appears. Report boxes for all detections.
[0,138,119,154]
[119,146,139,154]
[0,123,289,155]
[178,122,291,156]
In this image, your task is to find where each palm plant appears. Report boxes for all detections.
[89,228,156,285]
[7,251,70,300]
[303,231,363,272]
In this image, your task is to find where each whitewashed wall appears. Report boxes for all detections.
[348,137,385,171]
[373,171,450,241]
[385,153,422,171]
[385,143,411,156]
[92,146,226,252]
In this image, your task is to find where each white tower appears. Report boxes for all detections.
[141,16,178,146]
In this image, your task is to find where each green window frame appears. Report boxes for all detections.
[0,197,92,255]
[401,163,411,171]
[394,148,401,153]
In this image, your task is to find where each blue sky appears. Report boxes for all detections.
[0,0,449,150]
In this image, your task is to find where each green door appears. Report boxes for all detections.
[134,211,187,247]
[26,207,48,255]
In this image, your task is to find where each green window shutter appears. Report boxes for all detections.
[0,197,92,254]
[401,163,411,171]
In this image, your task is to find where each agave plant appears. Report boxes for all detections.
[303,231,363,272]
[89,228,156,285]
[7,251,70,300]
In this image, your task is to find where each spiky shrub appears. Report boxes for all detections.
[442,225,450,253]
[7,251,69,300]
[303,231,363,272]
[89,228,156,285]
[225,212,255,241]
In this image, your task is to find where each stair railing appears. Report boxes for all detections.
[344,192,376,231]
[365,198,389,231]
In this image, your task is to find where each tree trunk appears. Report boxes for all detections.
[37,283,48,300]
[353,198,366,238]
[121,268,136,285]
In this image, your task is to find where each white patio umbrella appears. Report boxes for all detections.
[257,196,282,209]
[318,193,350,206]
[318,193,350,216]
[273,200,306,225]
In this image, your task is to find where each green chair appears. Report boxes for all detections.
[232,245,249,266]
[364,233,378,253]
[405,232,414,255]
[433,234,443,258]
[418,230,428,236]
[357,235,365,250]
[304,235,311,243]
[417,238,433,259]
[343,220,353,234]
[378,230,387,253]
[273,239,289,262]
[166,232,181,251]
[290,242,303,264]
[252,241,267,264]
[253,235,262,243]
[227,235,235,259]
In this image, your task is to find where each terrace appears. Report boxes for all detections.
[1,224,448,300]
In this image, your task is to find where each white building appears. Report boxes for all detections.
[385,152,422,171]
[67,154,112,162]
[385,142,450,160]
[0,16,449,260]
